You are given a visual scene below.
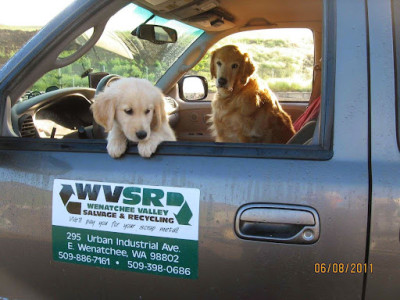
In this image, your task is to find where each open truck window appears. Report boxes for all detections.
[0,0,329,160]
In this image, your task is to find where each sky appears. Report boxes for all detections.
[0,0,75,26]
[0,0,312,41]
[0,0,169,32]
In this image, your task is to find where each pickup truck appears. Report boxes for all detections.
[0,0,399,299]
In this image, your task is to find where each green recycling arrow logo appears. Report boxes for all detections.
[59,184,81,215]
[167,192,193,225]
[174,201,193,225]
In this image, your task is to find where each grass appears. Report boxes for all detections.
[0,25,41,31]
[267,79,311,92]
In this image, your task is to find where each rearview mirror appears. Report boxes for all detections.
[131,24,177,44]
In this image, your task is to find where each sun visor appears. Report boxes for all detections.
[184,11,235,31]
[140,0,217,15]
[137,0,234,31]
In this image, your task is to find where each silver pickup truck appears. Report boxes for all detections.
[0,0,399,299]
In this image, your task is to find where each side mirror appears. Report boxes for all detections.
[131,24,177,44]
[178,76,208,101]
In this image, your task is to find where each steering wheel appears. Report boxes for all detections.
[92,74,121,139]
[95,74,121,96]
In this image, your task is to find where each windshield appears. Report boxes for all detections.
[29,3,203,93]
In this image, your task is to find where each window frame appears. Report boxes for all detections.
[0,0,335,160]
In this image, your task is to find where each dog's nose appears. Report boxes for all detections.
[136,131,147,140]
[218,77,227,87]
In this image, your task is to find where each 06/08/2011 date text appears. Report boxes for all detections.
[315,263,373,274]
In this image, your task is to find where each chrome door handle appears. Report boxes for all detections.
[235,204,320,244]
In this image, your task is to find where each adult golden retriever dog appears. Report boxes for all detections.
[209,45,295,143]
[91,78,176,158]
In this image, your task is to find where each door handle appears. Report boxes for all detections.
[235,204,320,244]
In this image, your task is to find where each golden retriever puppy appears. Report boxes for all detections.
[91,78,176,158]
[209,45,295,143]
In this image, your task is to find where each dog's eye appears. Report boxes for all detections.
[124,108,133,115]
[145,109,151,115]
[216,61,222,66]
[232,63,239,69]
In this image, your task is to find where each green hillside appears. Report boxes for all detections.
[189,35,314,93]
[0,26,39,67]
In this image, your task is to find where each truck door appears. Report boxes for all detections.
[365,0,400,298]
[0,0,370,299]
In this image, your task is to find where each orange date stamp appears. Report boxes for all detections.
[314,263,373,274]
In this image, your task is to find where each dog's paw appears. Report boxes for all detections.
[138,141,158,158]
[107,141,127,158]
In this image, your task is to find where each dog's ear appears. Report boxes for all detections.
[151,100,167,131]
[91,92,116,132]
[240,53,255,84]
[210,50,217,79]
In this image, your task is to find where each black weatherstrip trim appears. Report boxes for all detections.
[320,0,337,151]
[363,0,372,298]
[0,138,332,160]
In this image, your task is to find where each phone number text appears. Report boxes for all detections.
[128,261,191,276]
[58,251,111,265]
